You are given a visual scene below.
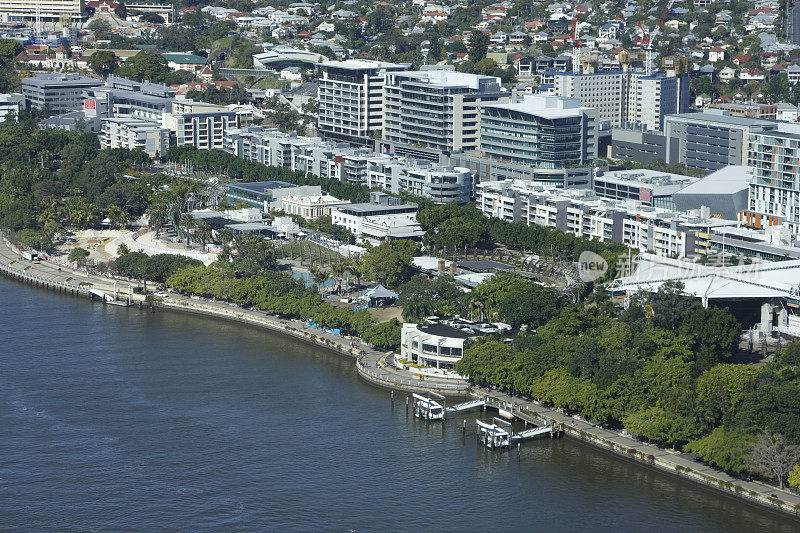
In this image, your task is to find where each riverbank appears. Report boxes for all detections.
[0,234,798,521]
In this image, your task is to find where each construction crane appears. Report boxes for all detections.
[571,12,585,74]
[636,0,677,76]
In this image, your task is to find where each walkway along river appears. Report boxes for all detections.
[1,233,800,525]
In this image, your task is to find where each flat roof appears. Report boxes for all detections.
[673,165,753,196]
[457,260,515,272]
[338,202,417,215]
[227,181,297,193]
[417,322,475,339]
[320,59,408,71]
[666,111,777,128]
[23,73,103,88]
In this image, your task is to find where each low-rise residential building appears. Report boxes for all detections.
[99,118,170,157]
[162,53,208,74]
[475,179,745,258]
[162,99,238,150]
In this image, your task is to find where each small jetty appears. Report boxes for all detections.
[476,417,555,448]
[404,391,562,449]
[412,393,488,420]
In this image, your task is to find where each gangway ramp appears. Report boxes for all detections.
[445,399,484,414]
[89,288,114,302]
[511,425,553,442]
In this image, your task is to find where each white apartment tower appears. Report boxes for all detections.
[317,60,408,147]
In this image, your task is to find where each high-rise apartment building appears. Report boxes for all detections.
[744,129,800,235]
[316,59,408,147]
[382,70,506,153]
[550,70,688,131]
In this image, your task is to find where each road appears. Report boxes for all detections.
[789,2,800,45]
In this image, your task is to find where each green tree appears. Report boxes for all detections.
[68,247,90,264]
[361,240,418,288]
[116,0,127,18]
[684,427,757,474]
[88,50,119,77]
[115,51,172,83]
[0,38,22,63]
[469,30,489,62]
[696,364,760,425]
[788,464,800,490]
[362,318,401,349]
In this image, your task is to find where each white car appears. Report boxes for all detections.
[152,292,169,298]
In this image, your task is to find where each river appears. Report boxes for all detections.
[1,277,798,532]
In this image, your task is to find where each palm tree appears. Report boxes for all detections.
[108,205,129,229]
[348,258,364,293]
[330,261,346,294]
[179,214,196,244]
[216,227,233,246]
[147,206,167,238]
[195,221,212,247]
[310,265,330,295]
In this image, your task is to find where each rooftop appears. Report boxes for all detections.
[227,181,297,194]
[484,94,585,119]
[666,110,778,128]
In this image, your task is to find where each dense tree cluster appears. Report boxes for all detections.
[165,264,402,347]
[455,281,800,484]
[417,202,628,278]
[0,119,161,250]
[112,251,202,283]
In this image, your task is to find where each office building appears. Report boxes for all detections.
[382,69,506,153]
[0,93,24,121]
[479,94,598,169]
[99,117,170,157]
[610,127,674,164]
[316,59,408,146]
[22,73,103,113]
[84,76,176,123]
[593,168,698,210]
[665,110,777,172]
